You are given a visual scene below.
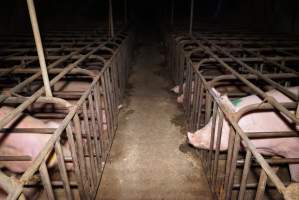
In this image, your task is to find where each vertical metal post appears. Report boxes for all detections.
[189,0,194,35]
[124,0,128,25]
[171,0,174,25]
[214,0,223,18]
[109,0,114,38]
[26,0,52,97]
[296,103,299,118]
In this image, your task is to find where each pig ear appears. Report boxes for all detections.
[211,88,221,97]
[171,85,180,94]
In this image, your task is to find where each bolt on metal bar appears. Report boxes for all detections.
[26,0,52,97]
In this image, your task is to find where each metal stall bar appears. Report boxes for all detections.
[1,30,131,199]
[188,34,299,124]
[171,0,174,25]
[5,35,130,196]
[189,0,194,34]
[169,32,299,200]
[109,0,115,38]
[0,41,109,130]
[26,0,52,97]
[0,41,97,103]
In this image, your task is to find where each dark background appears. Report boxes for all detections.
[1,0,299,33]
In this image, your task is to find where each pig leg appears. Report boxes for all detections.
[286,151,299,182]
[177,94,184,104]
[289,162,299,182]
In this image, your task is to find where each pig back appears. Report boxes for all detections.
[0,106,55,173]
[234,87,299,132]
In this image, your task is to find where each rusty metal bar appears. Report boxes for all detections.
[54,141,73,200]
[39,161,55,199]
[238,150,252,200]
[66,125,86,199]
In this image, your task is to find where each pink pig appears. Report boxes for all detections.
[0,106,67,173]
[171,82,193,104]
[188,86,299,181]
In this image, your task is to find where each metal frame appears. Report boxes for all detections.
[168,31,299,200]
[0,26,132,200]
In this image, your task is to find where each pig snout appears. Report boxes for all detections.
[118,104,123,110]
[187,131,205,149]
[171,85,180,94]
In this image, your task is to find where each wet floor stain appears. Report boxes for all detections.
[125,109,135,116]
[170,113,185,127]
[179,142,194,154]
[153,67,169,79]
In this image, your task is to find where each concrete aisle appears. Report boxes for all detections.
[96,35,212,200]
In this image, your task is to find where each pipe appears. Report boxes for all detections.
[171,0,174,25]
[26,0,52,97]
[124,0,127,25]
[189,0,194,34]
[109,0,114,38]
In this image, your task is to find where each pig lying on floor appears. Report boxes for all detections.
[0,106,66,173]
[0,106,72,198]
[188,86,299,181]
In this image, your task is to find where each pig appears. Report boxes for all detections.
[53,80,92,93]
[171,82,193,104]
[0,106,73,199]
[170,85,181,94]
[187,86,299,181]
[0,106,67,173]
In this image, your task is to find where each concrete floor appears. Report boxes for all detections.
[96,35,212,200]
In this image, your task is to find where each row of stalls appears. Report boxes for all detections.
[0,1,132,199]
[168,26,299,199]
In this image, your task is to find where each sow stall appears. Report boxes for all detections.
[0,27,132,199]
[168,31,299,200]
